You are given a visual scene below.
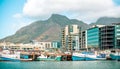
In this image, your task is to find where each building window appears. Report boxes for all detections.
[48,44,50,48]
[69,25,73,32]
[45,44,47,46]
[41,43,43,45]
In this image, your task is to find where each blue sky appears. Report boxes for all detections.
[0,0,26,38]
[0,0,120,39]
[0,0,30,39]
[113,0,120,5]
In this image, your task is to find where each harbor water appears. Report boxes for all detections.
[0,61,120,69]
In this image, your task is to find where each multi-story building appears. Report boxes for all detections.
[0,41,52,51]
[61,28,67,51]
[81,30,87,49]
[61,25,81,51]
[61,24,119,50]
[80,24,119,50]
[0,42,33,50]
[35,42,52,50]
[87,26,100,49]
[52,41,61,48]
[114,23,120,49]
[86,25,105,50]
[100,26,115,50]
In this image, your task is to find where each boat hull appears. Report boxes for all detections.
[110,54,120,60]
[85,56,106,61]
[72,52,106,61]
[72,56,105,61]
[37,56,61,61]
[0,57,20,61]
[72,56,85,61]
[85,57,96,61]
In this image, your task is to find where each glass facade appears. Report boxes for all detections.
[72,36,79,51]
[115,25,120,48]
[87,27,99,48]
[69,25,73,32]
[100,26,115,50]
[52,41,60,48]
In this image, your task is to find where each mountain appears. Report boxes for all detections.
[90,17,120,26]
[0,14,89,43]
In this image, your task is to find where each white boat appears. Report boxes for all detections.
[85,53,106,60]
[0,41,20,61]
[110,51,120,61]
[72,52,106,61]
[37,54,61,61]
[0,50,20,61]
[72,52,85,61]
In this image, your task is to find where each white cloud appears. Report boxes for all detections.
[22,0,120,23]
[13,13,23,19]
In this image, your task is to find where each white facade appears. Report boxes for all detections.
[0,42,52,51]
[70,25,79,35]
[62,24,80,51]
[37,42,52,50]
[64,25,79,36]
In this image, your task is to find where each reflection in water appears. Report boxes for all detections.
[0,61,120,69]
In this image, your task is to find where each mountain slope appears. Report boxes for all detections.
[0,14,89,43]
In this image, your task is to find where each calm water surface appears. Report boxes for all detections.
[0,61,120,69]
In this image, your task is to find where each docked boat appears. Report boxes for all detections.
[72,52,85,61]
[20,54,33,61]
[110,51,120,61]
[0,50,35,61]
[85,52,106,61]
[36,54,61,61]
[20,51,39,61]
[72,52,106,61]
[0,50,20,61]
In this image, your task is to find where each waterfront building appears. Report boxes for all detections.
[0,42,21,50]
[87,26,99,49]
[82,25,105,49]
[21,44,34,50]
[86,25,105,50]
[36,42,52,50]
[113,23,120,49]
[61,25,81,51]
[0,41,52,51]
[19,42,52,51]
[100,26,115,50]
[61,28,66,51]
[80,30,87,49]
[51,41,61,48]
